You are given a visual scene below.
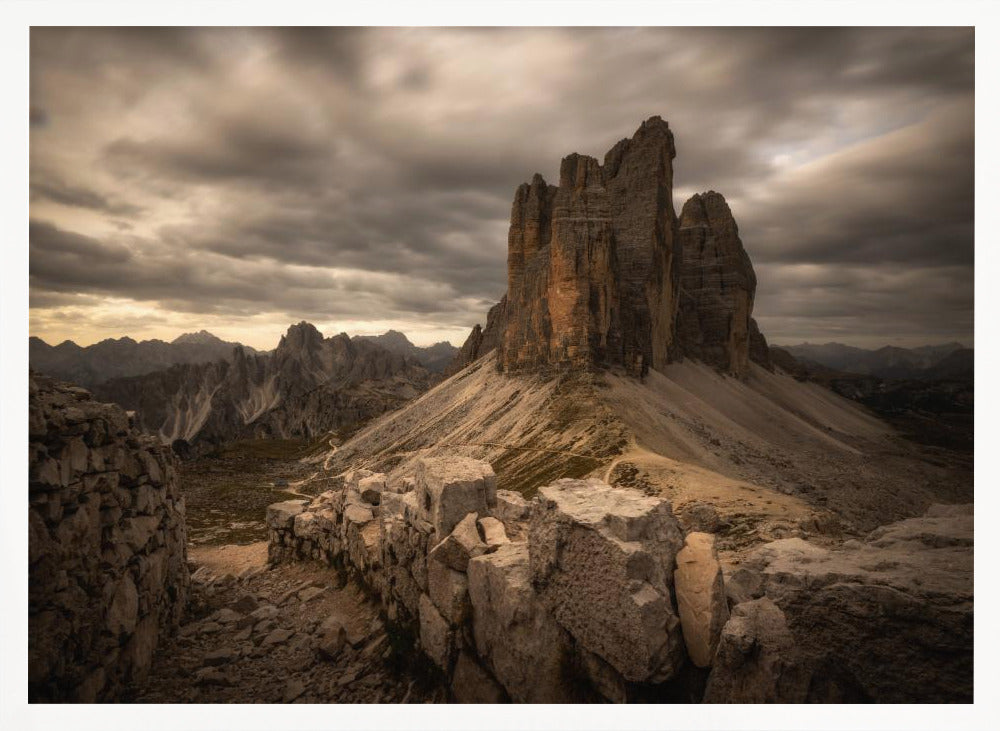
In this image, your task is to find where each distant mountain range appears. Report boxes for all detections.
[778,342,972,381]
[351,330,458,373]
[29,330,257,388]
[90,322,431,449]
[29,328,459,389]
[770,342,972,452]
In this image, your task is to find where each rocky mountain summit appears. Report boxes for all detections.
[29,331,257,388]
[353,331,458,374]
[453,117,766,380]
[93,322,430,450]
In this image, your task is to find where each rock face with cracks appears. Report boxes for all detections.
[414,456,497,538]
[500,116,679,376]
[467,543,578,703]
[528,478,685,683]
[707,504,974,703]
[675,191,757,378]
[703,597,809,703]
[453,116,769,381]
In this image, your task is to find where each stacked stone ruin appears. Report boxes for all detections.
[267,454,973,703]
[266,457,729,702]
[28,373,190,702]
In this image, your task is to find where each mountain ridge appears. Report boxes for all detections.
[91,322,432,450]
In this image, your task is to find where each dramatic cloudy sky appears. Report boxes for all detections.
[29,27,974,349]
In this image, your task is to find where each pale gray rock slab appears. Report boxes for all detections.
[418,593,454,671]
[266,500,309,530]
[467,543,577,703]
[414,456,497,538]
[529,478,685,683]
[427,512,487,572]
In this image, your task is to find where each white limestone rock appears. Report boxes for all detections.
[477,516,510,548]
[427,512,487,572]
[494,489,530,525]
[358,474,387,505]
[266,499,309,530]
[427,556,470,625]
[418,592,454,671]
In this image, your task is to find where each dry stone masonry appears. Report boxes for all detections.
[267,456,720,702]
[29,373,190,702]
[268,454,973,703]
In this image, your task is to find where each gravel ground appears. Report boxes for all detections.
[128,443,445,704]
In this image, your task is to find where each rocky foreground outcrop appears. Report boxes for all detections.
[707,503,973,703]
[453,117,765,380]
[268,460,698,702]
[266,455,973,703]
[29,373,190,701]
[94,322,430,449]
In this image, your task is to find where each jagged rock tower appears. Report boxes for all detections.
[500,116,678,376]
[490,116,763,379]
[674,192,756,377]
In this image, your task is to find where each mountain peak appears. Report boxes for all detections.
[172,330,223,346]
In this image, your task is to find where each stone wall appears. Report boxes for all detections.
[29,373,190,702]
[267,454,973,703]
[267,456,727,702]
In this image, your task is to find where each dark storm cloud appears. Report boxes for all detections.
[29,27,974,346]
[29,219,479,327]
[30,178,144,216]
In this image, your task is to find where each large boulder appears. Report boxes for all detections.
[674,532,729,667]
[266,499,309,530]
[427,512,488,572]
[427,555,471,625]
[703,597,808,703]
[418,593,454,671]
[467,543,577,703]
[414,457,497,539]
[528,478,685,683]
[732,507,974,703]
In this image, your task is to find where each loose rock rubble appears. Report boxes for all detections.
[131,561,442,704]
[28,373,190,702]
